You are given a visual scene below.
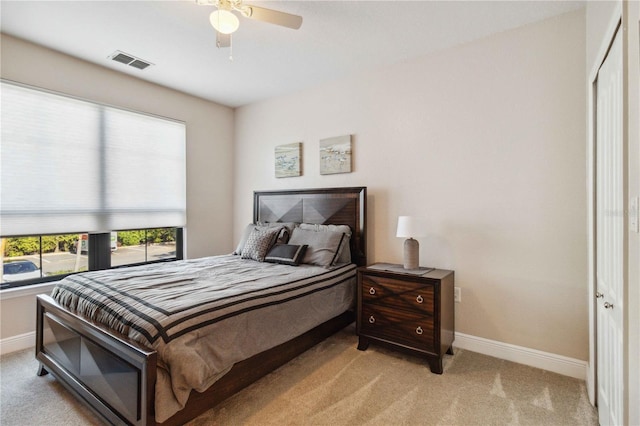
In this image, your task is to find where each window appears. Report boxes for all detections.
[1,80,187,289]
[0,229,183,289]
[1,233,88,289]
[112,228,179,267]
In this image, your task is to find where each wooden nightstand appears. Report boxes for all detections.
[356,263,455,374]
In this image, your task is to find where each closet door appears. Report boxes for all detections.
[595,27,624,426]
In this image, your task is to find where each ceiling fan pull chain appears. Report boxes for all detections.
[229,34,233,61]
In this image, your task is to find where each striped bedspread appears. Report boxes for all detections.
[51,255,356,422]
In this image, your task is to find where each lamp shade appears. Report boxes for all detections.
[210,10,240,34]
[396,216,426,238]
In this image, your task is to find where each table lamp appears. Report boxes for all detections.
[396,216,425,270]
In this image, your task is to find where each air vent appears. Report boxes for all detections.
[129,60,151,70]
[108,51,153,70]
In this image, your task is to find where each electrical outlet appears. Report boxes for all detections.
[454,287,461,303]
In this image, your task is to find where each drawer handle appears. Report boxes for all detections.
[368,315,376,324]
[369,287,376,295]
[416,326,423,335]
[416,295,423,304]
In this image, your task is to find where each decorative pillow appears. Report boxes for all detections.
[265,244,308,266]
[288,227,347,267]
[298,223,352,264]
[241,226,282,262]
[233,223,256,255]
[257,221,297,245]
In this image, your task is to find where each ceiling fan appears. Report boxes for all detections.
[196,0,303,49]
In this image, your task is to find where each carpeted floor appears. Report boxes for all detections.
[0,324,597,425]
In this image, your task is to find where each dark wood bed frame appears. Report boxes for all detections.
[35,187,367,425]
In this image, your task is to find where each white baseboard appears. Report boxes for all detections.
[453,332,587,380]
[2,329,587,380]
[0,331,35,356]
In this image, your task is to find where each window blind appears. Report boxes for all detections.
[0,80,186,236]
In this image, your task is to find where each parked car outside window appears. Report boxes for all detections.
[2,260,41,282]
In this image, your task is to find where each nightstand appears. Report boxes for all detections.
[356,263,455,374]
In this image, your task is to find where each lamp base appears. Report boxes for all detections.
[403,238,419,269]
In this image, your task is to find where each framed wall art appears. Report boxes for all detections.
[319,134,352,175]
[275,142,302,178]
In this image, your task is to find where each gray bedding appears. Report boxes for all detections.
[51,255,356,422]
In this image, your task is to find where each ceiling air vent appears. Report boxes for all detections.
[108,51,153,70]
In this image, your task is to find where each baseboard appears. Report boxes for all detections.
[4,330,587,380]
[453,332,587,380]
[0,331,35,356]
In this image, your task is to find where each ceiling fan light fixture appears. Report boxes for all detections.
[210,10,239,34]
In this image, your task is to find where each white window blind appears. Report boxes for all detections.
[0,81,186,236]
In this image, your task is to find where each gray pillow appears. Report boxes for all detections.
[288,227,347,267]
[234,223,256,255]
[234,223,294,255]
[257,221,297,245]
[298,223,352,264]
[241,226,282,262]
[265,244,308,266]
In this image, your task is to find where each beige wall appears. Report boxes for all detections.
[0,34,235,343]
[234,11,587,359]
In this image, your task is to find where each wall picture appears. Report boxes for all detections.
[320,135,352,175]
[275,142,302,178]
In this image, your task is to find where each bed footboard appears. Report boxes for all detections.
[36,294,157,426]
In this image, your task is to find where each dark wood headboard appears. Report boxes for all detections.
[253,187,367,266]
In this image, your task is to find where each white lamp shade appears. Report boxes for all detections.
[396,216,426,238]
[210,10,240,34]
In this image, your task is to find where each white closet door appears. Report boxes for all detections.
[596,27,624,426]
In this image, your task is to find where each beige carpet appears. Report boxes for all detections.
[1,324,597,425]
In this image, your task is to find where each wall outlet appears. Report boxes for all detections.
[454,287,461,303]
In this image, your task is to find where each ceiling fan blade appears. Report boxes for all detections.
[216,31,231,48]
[243,5,302,30]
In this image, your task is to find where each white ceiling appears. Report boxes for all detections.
[1,0,584,108]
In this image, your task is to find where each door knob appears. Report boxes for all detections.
[604,302,614,309]
[596,292,604,298]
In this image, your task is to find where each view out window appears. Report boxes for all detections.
[112,228,178,267]
[1,228,182,289]
[1,234,88,288]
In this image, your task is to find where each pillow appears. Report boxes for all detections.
[240,226,282,262]
[234,223,256,255]
[298,223,352,264]
[288,227,347,267]
[257,221,297,245]
[265,244,308,266]
[233,222,295,255]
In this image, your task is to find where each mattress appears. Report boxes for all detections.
[51,254,356,422]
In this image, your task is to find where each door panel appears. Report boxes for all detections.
[595,27,624,426]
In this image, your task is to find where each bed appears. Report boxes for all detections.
[35,186,367,426]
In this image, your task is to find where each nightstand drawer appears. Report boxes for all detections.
[361,304,435,351]
[361,275,435,314]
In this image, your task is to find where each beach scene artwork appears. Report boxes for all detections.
[320,135,352,175]
[275,142,302,178]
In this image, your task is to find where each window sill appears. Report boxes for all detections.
[0,281,57,300]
